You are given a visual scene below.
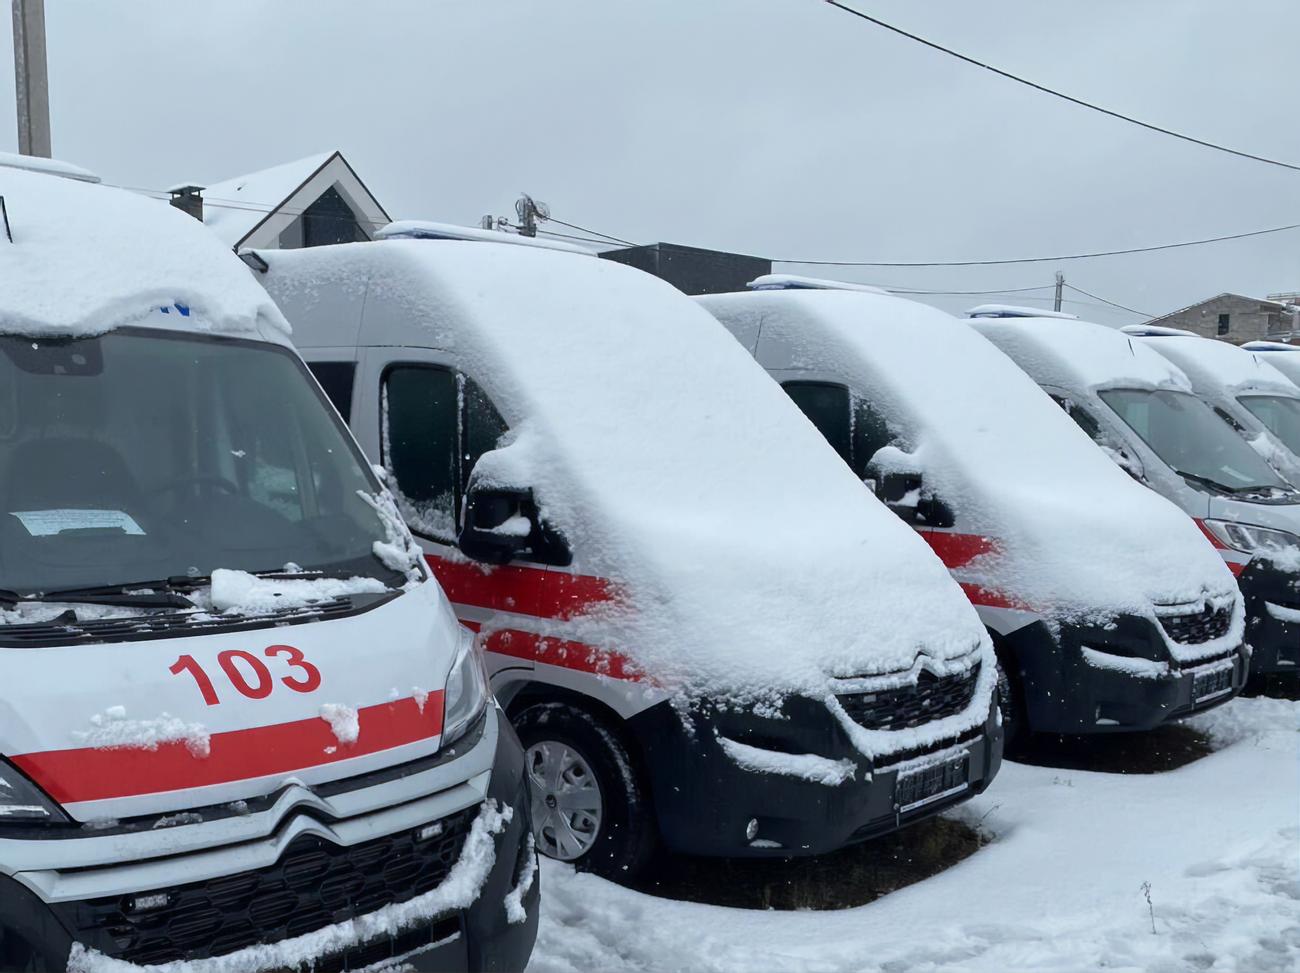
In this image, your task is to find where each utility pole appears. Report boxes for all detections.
[1053,271,1064,313]
[12,0,51,157]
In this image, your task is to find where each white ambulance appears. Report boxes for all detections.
[1124,325,1300,486]
[0,161,537,972]
[699,281,1246,743]
[971,308,1300,682]
[255,237,1004,879]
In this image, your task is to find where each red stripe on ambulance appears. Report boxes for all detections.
[428,555,617,620]
[924,531,997,569]
[11,693,445,805]
[1193,519,1249,577]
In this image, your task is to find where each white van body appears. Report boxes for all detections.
[1123,326,1300,486]
[700,288,1245,737]
[257,239,1003,871]
[0,166,536,972]
[972,312,1300,679]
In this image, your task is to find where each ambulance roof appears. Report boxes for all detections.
[968,313,1191,394]
[0,166,288,341]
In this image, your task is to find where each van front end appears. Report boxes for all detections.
[999,604,1247,734]
[1237,561,1300,677]
[628,651,1002,858]
[0,706,538,973]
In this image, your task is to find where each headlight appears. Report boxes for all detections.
[442,628,491,748]
[0,761,68,823]
[1202,519,1300,558]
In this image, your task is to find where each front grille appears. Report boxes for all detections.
[1159,605,1231,645]
[70,804,478,966]
[837,663,980,731]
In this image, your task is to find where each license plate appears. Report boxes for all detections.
[895,754,969,814]
[1192,661,1235,703]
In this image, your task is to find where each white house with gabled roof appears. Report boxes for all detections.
[171,150,389,251]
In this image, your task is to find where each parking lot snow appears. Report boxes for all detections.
[528,697,1299,973]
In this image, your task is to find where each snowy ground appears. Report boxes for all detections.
[528,698,1299,973]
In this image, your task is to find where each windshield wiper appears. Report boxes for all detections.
[1173,470,1261,495]
[0,576,203,611]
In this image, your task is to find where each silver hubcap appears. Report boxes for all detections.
[525,740,603,861]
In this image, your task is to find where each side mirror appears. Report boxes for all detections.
[458,486,533,565]
[458,484,573,567]
[869,470,956,528]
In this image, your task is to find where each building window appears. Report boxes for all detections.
[301,186,364,247]
[1217,313,1230,336]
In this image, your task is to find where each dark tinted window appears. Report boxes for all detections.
[382,367,508,541]
[307,361,356,422]
[463,379,508,495]
[784,382,852,465]
[853,399,893,477]
[302,186,364,247]
[1218,313,1231,336]
[384,366,459,539]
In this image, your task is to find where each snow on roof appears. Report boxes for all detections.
[966,304,1078,320]
[376,220,596,254]
[0,151,100,183]
[1243,341,1300,385]
[1120,323,1197,338]
[201,151,334,247]
[969,313,1191,394]
[262,240,989,702]
[747,273,889,294]
[700,290,1238,630]
[0,165,289,339]
[1125,332,1299,399]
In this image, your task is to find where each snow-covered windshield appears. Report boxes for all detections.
[0,327,400,596]
[1100,388,1286,493]
[1238,394,1300,457]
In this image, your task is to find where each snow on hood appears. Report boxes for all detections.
[261,240,989,699]
[700,291,1240,631]
[968,313,1192,394]
[0,166,289,339]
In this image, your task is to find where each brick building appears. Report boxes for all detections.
[1143,292,1300,345]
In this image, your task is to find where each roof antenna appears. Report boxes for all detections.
[1128,338,1135,356]
[0,197,11,243]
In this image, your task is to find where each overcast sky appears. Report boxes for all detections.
[4,0,1299,325]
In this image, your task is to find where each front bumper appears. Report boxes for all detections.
[627,693,1003,858]
[1002,618,1248,734]
[1238,561,1300,676]
[0,708,538,973]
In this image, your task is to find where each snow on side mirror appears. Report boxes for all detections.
[458,483,572,567]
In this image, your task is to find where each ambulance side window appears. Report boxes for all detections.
[383,365,460,541]
[783,382,852,466]
[463,378,508,496]
[381,366,509,543]
[1050,393,1145,480]
[852,398,893,478]
[307,361,356,422]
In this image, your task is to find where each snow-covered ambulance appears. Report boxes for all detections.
[699,281,1246,742]
[971,308,1300,682]
[255,237,1004,879]
[1123,325,1300,487]
[0,162,537,972]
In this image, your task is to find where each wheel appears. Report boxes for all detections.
[513,702,658,880]
[995,658,1029,754]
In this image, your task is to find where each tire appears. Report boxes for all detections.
[512,702,658,881]
[995,658,1029,755]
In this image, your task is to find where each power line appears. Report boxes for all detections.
[889,284,1053,296]
[772,219,1300,267]
[545,217,635,247]
[821,1,1300,174]
[1063,282,1154,318]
